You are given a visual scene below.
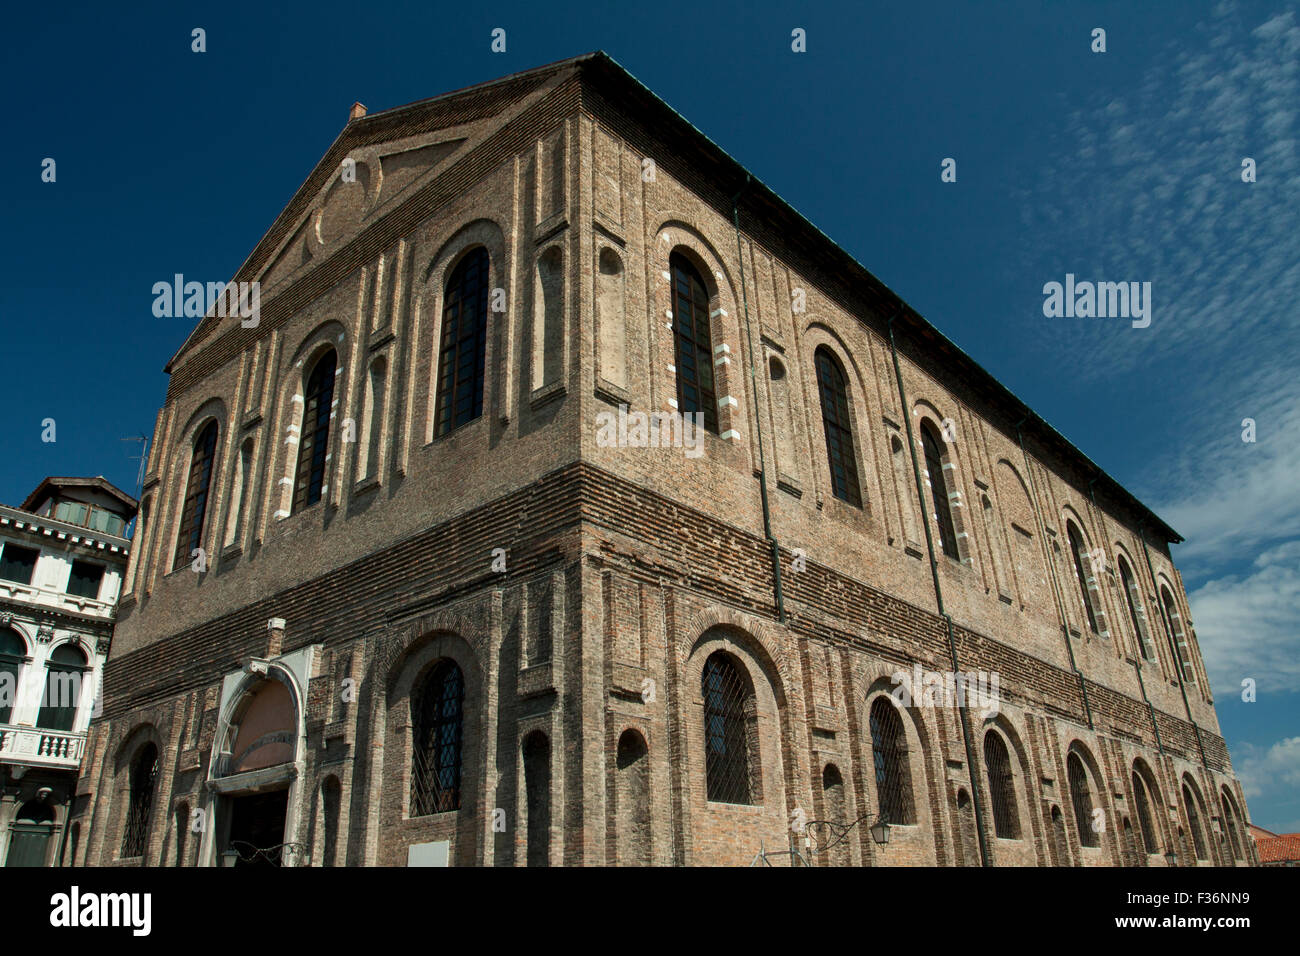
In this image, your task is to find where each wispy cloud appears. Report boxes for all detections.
[1234,735,1300,804]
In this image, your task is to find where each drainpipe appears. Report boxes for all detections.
[1089,479,1163,755]
[1014,419,1094,731]
[1138,522,1209,772]
[888,312,990,867]
[731,175,785,623]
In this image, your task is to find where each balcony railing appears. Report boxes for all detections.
[0,724,86,769]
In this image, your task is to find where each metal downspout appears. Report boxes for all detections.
[1014,419,1095,731]
[731,175,785,622]
[888,313,990,867]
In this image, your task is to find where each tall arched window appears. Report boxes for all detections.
[434,247,490,437]
[122,742,159,859]
[223,438,254,549]
[1221,788,1243,861]
[173,420,218,570]
[1118,556,1153,660]
[821,764,849,866]
[669,253,718,434]
[0,629,25,724]
[702,652,756,805]
[293,350,337,512]
[921,422,958,558]
[1067,751,1100,848]
[360,356,387,481]
[1160,587,1195,684]
[36,643,87,731]
[869,697,915,824]
[984,731,1019,838]
[814,347,862,507]
[1067,522,1099,633]
[1131,769,1158,856]
[615,729,650,865]
[1182,781,1208,861]
[410,660,464,815]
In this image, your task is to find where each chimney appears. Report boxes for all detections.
[267,617,286,658]
[349,102,367,122]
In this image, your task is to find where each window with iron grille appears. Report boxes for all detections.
[1160,587,1195,684]
[1119,557,1154,660]
[173,420,219,570]
[293,351,337,512]
[1221,790,1243,860]
[869,697,915,824]
[433,247,490,437]
[814,347,862,507]
[702,652,755,805]
[1067,522,1099,633]
[1183,783,1208,860]
[121,743,159,858]
[410,660,464,815]
[921,423,959,559]
[1067,752,1100,847]
[984,731,1020,839]
[1131,770,1158,855]
[669,253,718,434]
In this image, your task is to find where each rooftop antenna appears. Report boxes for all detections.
[121,435,149,496]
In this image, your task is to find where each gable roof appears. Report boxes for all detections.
[19,476,139,516]
[162,51,1182,544]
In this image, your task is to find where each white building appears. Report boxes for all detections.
[0,476,135,866]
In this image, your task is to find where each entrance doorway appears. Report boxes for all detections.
[227,789,289,867]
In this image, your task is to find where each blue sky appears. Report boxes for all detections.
[3,1,1296,831]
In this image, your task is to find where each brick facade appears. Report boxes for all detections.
[69,53,1252,867]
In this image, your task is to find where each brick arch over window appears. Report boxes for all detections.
[614,727,650,865]
[1064,515,1106,635]
[813,345,863,507]
[1220,786,1245,862]
[1066,745,1102,849]
[1130,759,1166,859]
[381,628,483,864]
[417,218,507,444]
[271,321,349,521]
[994,459,1051,616]
[1116,549,1155,661]
[915,408,967,563]
[650,223,742,441]
[1181,775,1209,862]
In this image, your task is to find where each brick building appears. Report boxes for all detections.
[69,52,1252,867]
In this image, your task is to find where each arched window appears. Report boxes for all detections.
[814,347,862,507]
[318,777,341,866]
[669,253,718,434]
[122,742,159,859]
[1067,751,1100,848]
[921,422,959,558]
[1067,522,1099,633]
[223,438,254,549]
[360,356,387,481]
[0,629,25,724]
[523,731,551,867]
[869,697,915,824]
[1131,769,1158,855]
[821,764,848,866]
[293,350,337,512]
[1182,781,1208,861]
[1118,556,1154,660]
[410,660,464,815]
[984,731,1020,838]
[1160,587,1195,684]
[615,729,650,865]
[36,643,87,732]
[173,420,218,570]
[702,652,756,805]
[174,802,190,866]
[1221,788,1243,861]
[433,247,490,437]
